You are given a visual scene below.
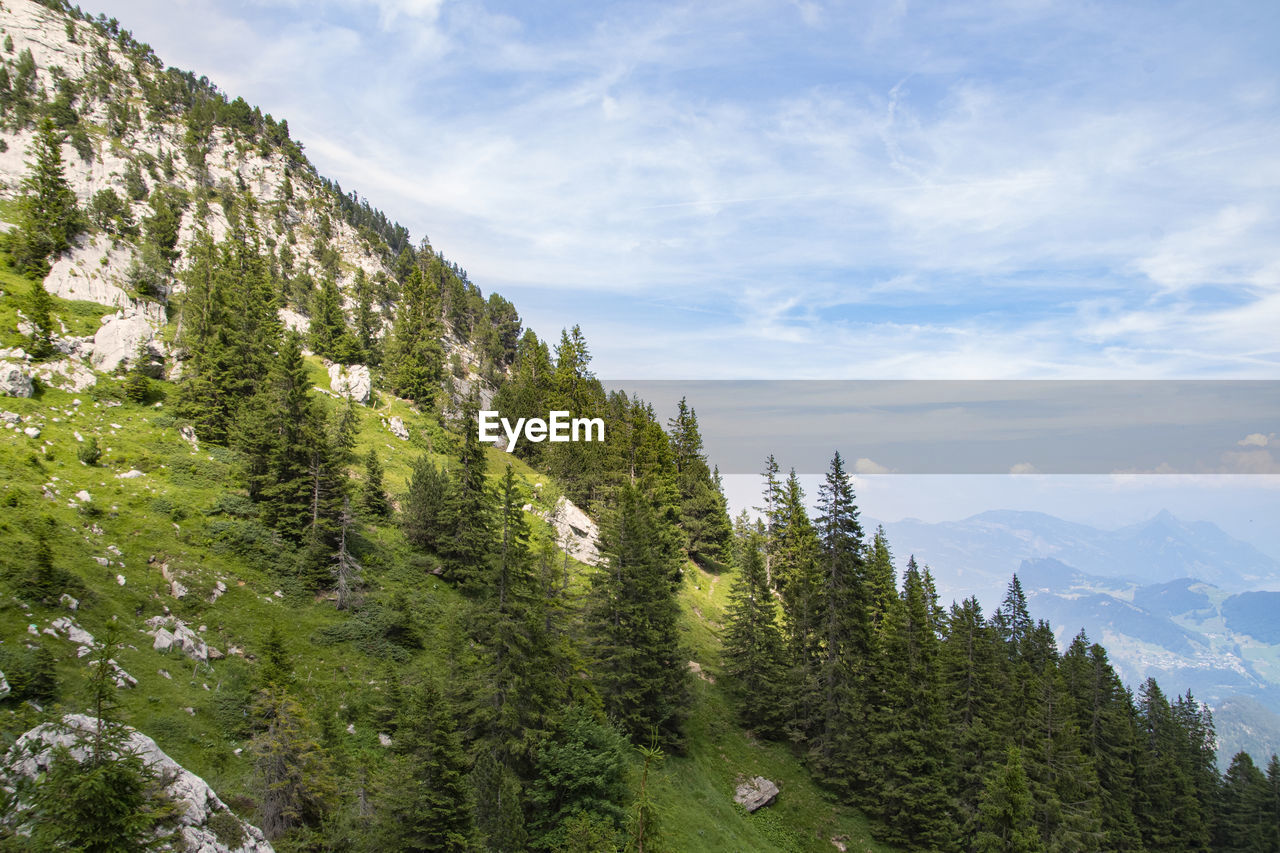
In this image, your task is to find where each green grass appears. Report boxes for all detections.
[0,279,896,851]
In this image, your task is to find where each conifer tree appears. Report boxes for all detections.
[723,528,787,736]
[973,747,1045,853]
[25,277,55,358]
[8,118,83,278]
[666,397,732,566]
[807,451,869,789]
[402,452,452,552]
[870,558,956,849]
[1216,751,1270,853]
[442,395,493,587]
[588,481,688,748]
[940,596,1007,839]
[358,449,391,519]
[24,625,178,852]
[473,749,528,853]
[373,677,476,852]
[385,265,444,405]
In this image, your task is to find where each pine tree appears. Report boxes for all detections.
[1216,751,1270,853]
[473,749,528,853]
[358,449,391,519]
[8,118,83,278]
[24,626,178,852]
[870,558,956,849]
[442,395,493,587]
[309,276,359,362]
[940,596,1008,841]
[722,528,787,737]
[666,397,732,566]
[1058,635,1143,851]
[251,686,337,840]
[25,277,55,358]
[385,265,444,405]
[587,481,688,748]
[402,453,452,552]
[373,677,477,852]
[807,451,869,790]
[973,747,1045,853]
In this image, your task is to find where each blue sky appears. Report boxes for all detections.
[98,0,1280,380]
[92,0,1280,539]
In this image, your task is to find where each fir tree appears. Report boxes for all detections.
[1216,751,1271,853]
[23,625,178,852]
[358,449,391,519]
[807,451,869,790]
[723,528,787,737]
[385,265,444,405]
[402,453,452,552]
[25,277,55,358]
[666,397,732,566]
[588,481,688,748]
[973,747,1045,853]
[374,677,477,852]
[870,558,956,849]
[8,118,83,278]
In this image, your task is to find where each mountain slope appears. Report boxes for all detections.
[0,2,890,849]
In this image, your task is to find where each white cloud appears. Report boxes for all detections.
[1009,462,1040,475]
[1238,433,1273,447]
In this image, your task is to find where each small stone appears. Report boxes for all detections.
[116,574,126,586]
[23,426,40,439]
[117,469,144,479]
[59,593,79,611]
[75,490,91,502]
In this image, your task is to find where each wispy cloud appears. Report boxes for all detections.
[99,0,1280,378]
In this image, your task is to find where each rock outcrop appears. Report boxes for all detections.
[0,363,33,397]
[91,309,164,375]
[5,714,272,852]
[548,495,601,565]
[328,363,372,404]
[734,776,780,812]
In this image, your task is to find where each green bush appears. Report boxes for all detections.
[77,435,102,465]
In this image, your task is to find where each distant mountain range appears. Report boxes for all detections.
[877,509,1280,764]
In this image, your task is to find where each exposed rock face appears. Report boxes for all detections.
[548,495,601,565]
[734,776,780,812]
[0,671,9,699]
[91,309,164,374]
[0,363,34,397]
[328,363,372,404]
[5,714,273,852]
[387,416,409,440]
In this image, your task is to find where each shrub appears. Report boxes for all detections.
[77,435,101,465]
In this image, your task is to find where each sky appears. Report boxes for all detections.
[85,0,1280,540]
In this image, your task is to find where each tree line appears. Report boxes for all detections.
[722,452,1280,852]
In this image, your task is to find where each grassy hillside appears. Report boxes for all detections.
[0,277,891,851]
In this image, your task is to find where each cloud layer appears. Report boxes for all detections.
[101,0,1280,379]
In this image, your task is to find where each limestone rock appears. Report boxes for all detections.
[387,416,409,440]
[548,495,601,565]
[0,671,8,699]
[0,411,20,424]
[23,426,41,439]
[49,616,94,647]
[30,357,96,392]
[328,363,372,404]
[91,309,164,374]
[5,714,272,852]
[0,363,34,398]
[734,776,780,812]
[146,616,208,662]
[118,469,145,479]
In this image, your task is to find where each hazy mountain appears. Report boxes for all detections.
[881,508,1280,604]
